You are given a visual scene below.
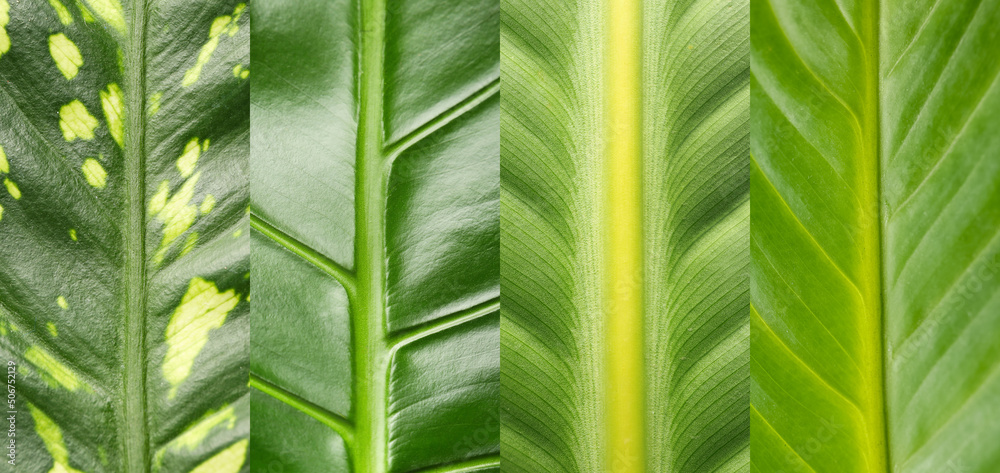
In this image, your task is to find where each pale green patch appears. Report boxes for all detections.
[200,194,215,214]
[25,346,82,391]
[48,0,73,25]
[75,0,94,22]
[57,296,68,309]
[0,322,7,336]
[174,406,236,452]
[182,4,245,87]
[27,403,85,473]
[98,445,108,465]
[233,229,242,238]
[190,439,248,473]
[163,277,240,399]
[4,178,20,199]
[181,232,198,256]
[0,0,10,58]
[0,203,4,221]
[81,0,124,34]
[82,158,107,189]
[176,138,202,177]
[69,229,77,240]
[149,91,162,116]
[153,173,200,265]
[149,180,169,216]
[100,83,124,147]
[49,34,83,80]
[47,322,58,337]
[0,144,8,173]
[59,100,99,142]
[202,139,210,151]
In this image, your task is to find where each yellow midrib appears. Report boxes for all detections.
[605,0,644,470]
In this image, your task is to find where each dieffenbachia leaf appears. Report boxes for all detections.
[0,1,249,472]
[249,0,499,471]
[501,0,748,470]
[751,0,1000,471]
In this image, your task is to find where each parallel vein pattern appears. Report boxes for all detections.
[502,0,749,471]
[751,0,1000,471]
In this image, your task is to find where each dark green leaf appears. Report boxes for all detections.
[249,0,500,471]
[0,0,249,472]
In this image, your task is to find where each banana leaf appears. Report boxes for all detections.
[751,0,1000,471]
[248,0,500,471]
[0,0,249,472]
[500,0,749,470]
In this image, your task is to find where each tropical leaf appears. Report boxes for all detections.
[750,0,1000,471]
[500,0,749,470]
[248,0,499,471]
[0,0,249,472]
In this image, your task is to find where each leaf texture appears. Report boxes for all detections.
[0,1,250,472]
[249,0,500,471]
[500,0,749,470]
[750,0,1000,471]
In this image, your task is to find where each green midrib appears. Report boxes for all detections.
[354,0,389,471]
[861,0,890,471]
[122,0,150,471]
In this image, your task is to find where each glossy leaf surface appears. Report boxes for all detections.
[0,0,249,472]
[751,0,1000,471]
[249,0,500,471]
[500,0,749,470]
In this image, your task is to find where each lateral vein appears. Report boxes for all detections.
[250,214,357,297]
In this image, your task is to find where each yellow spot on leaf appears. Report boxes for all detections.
[149,180,169,216]
[182,4,245,87]
[4,178,20,199]
[163,278,240,399]
[25,346,82,391]
[28,403,85,473]
[173,406,236,452]
[176,138,201,178]
[0,203,4,221]
[49,34,83,80]
[57,296,68,309]
[191,439,248,473]
[232,229,242,238]
[181,232,198,256]
[149,91,162,116]
[100,83,124,147]
[240,69,249,79]
[75,0,94,22]
[0,0,11,58]
[0,323,6,336]
[153,173,200,264]
[0,144,8,173]
[59,100,99,142]
[48,0,74,25]
[232,64,242,78]
[82,158,107,188]
[200,194,215,214]
[47,322,58,337]
[69,229,77,240]
[81,0,124,35]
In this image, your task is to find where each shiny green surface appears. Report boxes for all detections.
[249,0,500,471]
[0,0,249,472]
[751,0,1000,471]
[500,0,749,470]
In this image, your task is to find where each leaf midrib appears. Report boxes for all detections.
[122,0,150,471]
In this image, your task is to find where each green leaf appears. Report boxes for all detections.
[248,0,499,471]
[751,0,1000,471]
[0,1,249,472]
[501,0,748,470]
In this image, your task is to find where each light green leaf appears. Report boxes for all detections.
[249,0,500,471]
[0,1,249,472]
[751,0,1000,471]
[500,0,749,470]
